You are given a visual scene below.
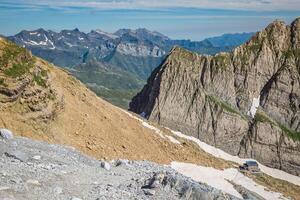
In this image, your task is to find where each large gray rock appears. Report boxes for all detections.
[130,18,300,176]
[0,129,13,139]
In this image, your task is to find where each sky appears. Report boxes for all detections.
[0,0,299,40]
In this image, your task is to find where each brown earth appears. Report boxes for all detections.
[0,37,231,170]
[1,37,300,200]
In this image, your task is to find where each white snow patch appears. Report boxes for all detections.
[64,42,77,47]
[119,109,300,187]
[58,36,64,40]
[119,110,181,144]
[37,34,41,37]
[165,135,181,144]
[141,121,165,139]
[95,29,119,39]
[24,40,46,46]
[171,162,287,200]
[79,37,84,40]
[29,32,38,35]
[248,96,260,118]
[170,129,300,186]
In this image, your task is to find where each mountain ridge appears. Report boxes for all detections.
[1,36,300,200]
[129,18,300,175]
[7,28,253,108]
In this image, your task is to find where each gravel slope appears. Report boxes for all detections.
[0,137,244,200]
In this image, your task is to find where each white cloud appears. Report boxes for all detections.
[8,0,300,11]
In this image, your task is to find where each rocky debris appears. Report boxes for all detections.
[26,179,41,186]
[129,18,300,175]
[0,129,13,139]
[231,183,264,200]
[0,137,243,200]
[70,197,82,200]
[101,161,111,171]
[4,150,29,162]
[142,172,165,189]
[115,159,130,167]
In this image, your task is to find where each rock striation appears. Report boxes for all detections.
[130,18,300,175]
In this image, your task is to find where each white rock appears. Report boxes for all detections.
[0,129,13,139]
[143,189,156,196]
[26,179,41,186]
[70,197,82,200]
[54,186,63,194]
[33,155,41,160]
[101,161,111,171]
[0,186,10,190]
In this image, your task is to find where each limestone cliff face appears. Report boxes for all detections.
[130,19,300,175]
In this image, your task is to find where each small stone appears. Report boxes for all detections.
[26,179,41,186]
[33,155,41,160]
[115,159,130,167]
[70,197,82,200]
[101,161,111,171]
[143,189,156,196]
[54,186,63,194]
[0,186,10,191]
[0,129,13,139]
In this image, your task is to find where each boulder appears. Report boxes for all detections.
[0,129,13,139]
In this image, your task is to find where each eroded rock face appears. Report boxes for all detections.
[130,18,300,175]
[0,38,61,122]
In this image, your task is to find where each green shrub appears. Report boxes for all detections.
[4,63,32,78]
[206,95,239,115]
[0,78,5,86]
[33,75,46,87]
[0,41,35,78]
[278,123,300,142]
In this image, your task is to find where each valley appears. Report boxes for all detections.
[8,29,253,108]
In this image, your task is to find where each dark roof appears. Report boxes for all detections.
[245,161,258,166]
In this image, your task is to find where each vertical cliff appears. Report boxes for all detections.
[130,18,300,175]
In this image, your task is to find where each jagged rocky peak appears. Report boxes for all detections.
[130,18,300,176]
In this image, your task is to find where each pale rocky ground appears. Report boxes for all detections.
[0,136,246,200]
[1,35,300,200]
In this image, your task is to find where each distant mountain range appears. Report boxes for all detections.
[8,28,254,108]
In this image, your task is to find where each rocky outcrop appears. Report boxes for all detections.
[130,18,300,175]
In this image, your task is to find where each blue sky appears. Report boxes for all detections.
[0,0,299,40]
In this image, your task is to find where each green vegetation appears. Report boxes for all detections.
[41,69,48,77]
[4,63,32,78]
[0,78,6,86]
[71,61,145,109]
[248,43,262,52]
[0,40,35,78]
[33,74,47,88]
[282,49,300,59]
[91,87,140,109]
[254,112,274,124]
[282,50,294,59]
[206,95,240,115]
[214,54,230,70]
[278,123,300,142]
[254,111,300,142]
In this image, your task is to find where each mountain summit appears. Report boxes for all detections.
[130,18,300,176]
[8,28,253,108]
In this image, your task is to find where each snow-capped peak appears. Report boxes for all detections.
[94,29,119,39]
